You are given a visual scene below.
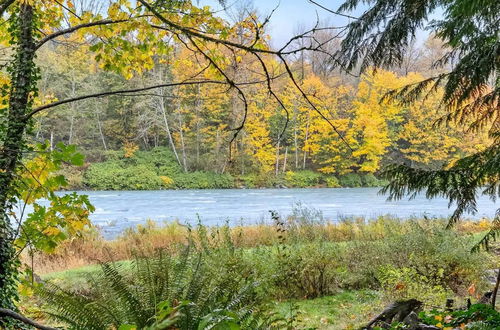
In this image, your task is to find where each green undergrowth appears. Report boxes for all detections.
[62,147,388,190]
[25,214,497,329]
[274,290,384,329]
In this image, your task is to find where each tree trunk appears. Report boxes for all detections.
[195,85,201,166]
[302,112,311,169]
[282,146,288,173]
[294,109,299,170]
[0,3,36,312]
[275,139,281,176]
[68,114,74,144]
[68,80,76,144]
[49,130,54,151]
[95,107,107,151]
[177,113,188,172]
[158,87,182,168]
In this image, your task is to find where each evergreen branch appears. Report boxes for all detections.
[472,210,500,252]
[381,144,500,227]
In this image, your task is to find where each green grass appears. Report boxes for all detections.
[42,260,132,290]
[275,290,384,329]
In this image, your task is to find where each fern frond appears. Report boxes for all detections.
[472,211,500,252]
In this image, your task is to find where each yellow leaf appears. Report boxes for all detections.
[43,227,61,236]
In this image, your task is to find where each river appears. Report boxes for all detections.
[40,188,498,238]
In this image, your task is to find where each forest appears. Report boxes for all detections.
[35,35,490,189]
[0,0,498,329]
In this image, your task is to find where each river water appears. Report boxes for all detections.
[40,188,498,238]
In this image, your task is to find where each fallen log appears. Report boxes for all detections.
[363,299,423,329]
[0,308,58,330]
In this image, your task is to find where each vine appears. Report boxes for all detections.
[0,2,40,318]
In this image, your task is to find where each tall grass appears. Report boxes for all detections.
[29,212,493,275]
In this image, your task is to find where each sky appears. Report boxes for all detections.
[199,0,441,47]
[199,0,358,47]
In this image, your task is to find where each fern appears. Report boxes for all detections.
[36,238,265,329]
[472,210,500,253]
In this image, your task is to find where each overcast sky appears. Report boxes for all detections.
[199,0,440,47]
[199,0,358,46]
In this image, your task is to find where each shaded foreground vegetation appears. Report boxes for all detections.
[21,214,499,329]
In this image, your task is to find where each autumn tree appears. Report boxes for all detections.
[0,0,360,318]
[334,0,499,303]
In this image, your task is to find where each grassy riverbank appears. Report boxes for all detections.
[22,215,498,328]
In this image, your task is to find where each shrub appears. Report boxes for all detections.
[134,147,183,176]
[338,173,362,187]
[83,148,234,190]
[251,242,345,299]
[324,176,341,188]
[376,265,450,304]
[344,224,490,301]
[361,173,381,187]
[58,165,85,190]
[250,173,286,188]
[285,170,322,188]
[84,163,164,190]
[238,174,257,188]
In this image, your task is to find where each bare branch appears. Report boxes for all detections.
[0,308,58,330]
[28,80,226,118]
[0,0,14,17]
[278,54,354,151]
[186,35,249,158]
[309,0,358,20]
[140,0,352,151]
[253,52,290,145]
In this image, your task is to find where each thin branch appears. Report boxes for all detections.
[54,0,81,20]
[253,52,290,145]
[28,80,226,118]
[186,35,249,158]
[140,0,352,150]
[278,54,354,151]
[142,0,340,58]
[0,308,58,330]
[308,0,358,20]
[35,19,128,50]
[0,0,14,17]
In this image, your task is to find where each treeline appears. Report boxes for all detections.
[35,33,489,189]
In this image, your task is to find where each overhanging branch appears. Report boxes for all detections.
[28,80,226,118]
[35,19,128,50]
[139,0,353,151]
